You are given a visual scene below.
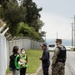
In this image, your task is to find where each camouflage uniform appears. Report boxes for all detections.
[52,46,66,75]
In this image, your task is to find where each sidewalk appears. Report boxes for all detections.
[37,53,52,75]
[37,65,52,75]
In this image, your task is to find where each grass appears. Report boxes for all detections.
[6,68,12,73]
[6,50,42,74]
[26,50,42,74]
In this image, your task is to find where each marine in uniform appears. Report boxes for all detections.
[52,39,66,75]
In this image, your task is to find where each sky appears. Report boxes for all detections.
[33,0,75,40]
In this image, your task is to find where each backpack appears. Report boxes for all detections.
[9,54,16,71]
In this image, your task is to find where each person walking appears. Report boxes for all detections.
[19,48,28,75]
[9,46,20,75]
[39,44,50,75]
[52,39,66,75]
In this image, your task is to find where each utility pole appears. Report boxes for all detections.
[45,32,46,43]
[72,15,75,48]
[71,23,73,47]
[73,15,75,48]
[56,32,58,39]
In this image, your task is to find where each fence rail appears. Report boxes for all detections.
[0,33,42,75]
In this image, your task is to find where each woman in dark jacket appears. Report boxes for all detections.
[9,46,20,75]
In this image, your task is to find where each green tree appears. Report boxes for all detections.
[4,0,26,36]
[31,18,44,32]
[0,0,44,41]
[17,22,40,40]
[20,0,43,31]
[0,0,9,5]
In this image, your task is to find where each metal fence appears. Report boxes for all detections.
[7,37,42,68]
[0,34,42,75]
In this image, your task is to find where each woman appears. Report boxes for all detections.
[19,48,28,75]
[9,46,20,75]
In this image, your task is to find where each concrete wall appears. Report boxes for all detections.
[0,34,7,75]
[8,38,42,56]
[7,38,42,67]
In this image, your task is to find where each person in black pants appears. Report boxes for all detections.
[39,44,50,75]
[20,68,26,75]
[19,48,28,75]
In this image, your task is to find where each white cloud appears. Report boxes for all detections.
[41,12,71,40]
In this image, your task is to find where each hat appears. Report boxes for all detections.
[41,43,47,47]
[56,39,62,43]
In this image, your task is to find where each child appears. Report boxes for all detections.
[19,48,28,75]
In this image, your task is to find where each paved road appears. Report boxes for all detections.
[38,51,75,75]
[65,51,75,75]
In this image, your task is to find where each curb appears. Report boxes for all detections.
[36,64,42,75]
[29,64,42,75]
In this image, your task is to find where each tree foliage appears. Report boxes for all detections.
[4,1,26,36]
[20,0,43,31]
[0,0,44,41]
[17,22,40,40]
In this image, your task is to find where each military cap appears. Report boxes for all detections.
[56,39,62,43]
